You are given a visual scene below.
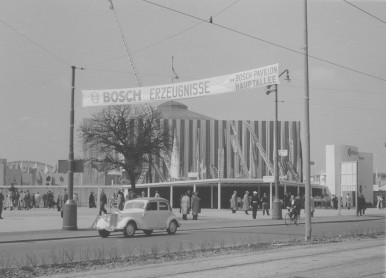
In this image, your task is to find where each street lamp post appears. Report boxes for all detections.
[266,69,290,220]
[62,65,79,230]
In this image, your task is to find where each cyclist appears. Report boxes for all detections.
[288,195,300,220]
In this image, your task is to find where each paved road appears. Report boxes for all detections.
[0,207,385,269]
[1,206,385,242]
[48,237,385,278]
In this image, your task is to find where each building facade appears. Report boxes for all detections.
[326,145,373,206]
[82,101,303,186]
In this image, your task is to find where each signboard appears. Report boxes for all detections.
[58,160,84,173]
[82,64,279,107]
[263,175,274,182]
[278,150,288,157]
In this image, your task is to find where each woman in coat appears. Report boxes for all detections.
[117,190,124,210]
[242,191,250,215]
[180,192,190,220]
[230,191,237,213]
[191,192,200,220]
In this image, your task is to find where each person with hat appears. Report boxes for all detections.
[242,191,250,215]
[261,193,270,216]
[251,191,259,219]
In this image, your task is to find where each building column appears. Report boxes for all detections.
[297,185,300,196]
[170,185,173,208]
[270,182,273,210]
[218,182,221,210]
[147,187,150,198]
[193,184,196,193]
[284,183,287,194]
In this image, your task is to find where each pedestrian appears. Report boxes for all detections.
[310,195,315,217]
[377,195,383,209]
[89,192,94,208]
[261,193,270,216]
[24,191,30,210]
[57,191,63,212]
[357,194,363,216]
[180,192,190,220]
[74,192,79,207]
[19,190,25,210]
[251,191,259,219]
[117,189,124,210]
[43,192,47,208]
[35,192,40,208]
[191,192,200,220]
[99,189,108,216]
[6,190,13,210]
[295,195,302,217]
[346,193,351,210]
[360,194,366,215]
[141,191,146,197]
[242,191,250,215]
[0,188,4,219]
[230,191,237,213]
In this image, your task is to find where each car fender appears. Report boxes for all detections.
[96,216,110,230]
[117,216,141,230]
[166,216,180,228]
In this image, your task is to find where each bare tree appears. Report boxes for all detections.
[80,105,171,191]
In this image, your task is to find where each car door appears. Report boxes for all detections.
[157,201,171,228]
[142,201,158,229]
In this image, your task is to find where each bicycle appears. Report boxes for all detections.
[284,207,299,226]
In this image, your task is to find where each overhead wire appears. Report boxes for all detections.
[0,18,70,67]
[141,0,386,83]
[343,0,386,25]
[82,0,240,68]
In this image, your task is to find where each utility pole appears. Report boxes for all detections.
[62,65,78,230]
[304,0,312,241]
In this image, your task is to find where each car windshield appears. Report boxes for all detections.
[125,201,145,210]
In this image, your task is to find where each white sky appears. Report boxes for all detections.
[0,0,385,175]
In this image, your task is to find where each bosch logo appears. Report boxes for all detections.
[348,148,358,156]
[91,92,100,104]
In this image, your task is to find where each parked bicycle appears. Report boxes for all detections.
[284,207,299,226]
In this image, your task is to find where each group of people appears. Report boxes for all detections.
[0,184,80,219]
[180,190,200,220]
[230,191,271,219]
[230,191,310,220]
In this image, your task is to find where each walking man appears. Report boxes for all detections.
[346,193,351,210]
[99,189,107,216]
[251,191,259,219]
[242,191,250,215]
[0,188,4,219]
[230,191,237,213]
[261,193,270,216]
[191,192,200,220]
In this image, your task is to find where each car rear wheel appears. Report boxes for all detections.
[143,229,153,236]
[98,230,110,238]
[167,220,178,235]
[123,222,136,238]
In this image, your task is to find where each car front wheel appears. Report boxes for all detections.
[167,220,178,235]
[123,222,136,238]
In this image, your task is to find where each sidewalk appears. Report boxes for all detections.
[0,206,385,243]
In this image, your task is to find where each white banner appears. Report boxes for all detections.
[82,63,279,107]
